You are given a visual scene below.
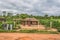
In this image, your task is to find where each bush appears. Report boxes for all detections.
[52,21,60,28]
[0,22,2,29]
[57,28,60,32]
[39,19,50,26]
[40,19,60,32]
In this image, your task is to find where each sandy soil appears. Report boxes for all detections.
[0,33,60,40]
[20,25,57,31]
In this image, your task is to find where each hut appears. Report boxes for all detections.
[21,18,39,26]
[0,17,6,22]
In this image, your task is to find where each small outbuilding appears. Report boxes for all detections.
[0,17,6,22]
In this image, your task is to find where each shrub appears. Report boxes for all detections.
[57,28,60,32]
[52,21,60,28]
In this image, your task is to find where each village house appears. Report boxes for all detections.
[20,18,46,30]
[13,18,46,30]
[21,18,39,26]
[13,18,40,27]
[0,17,6,22]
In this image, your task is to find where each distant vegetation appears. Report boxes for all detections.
[0,11,60,33]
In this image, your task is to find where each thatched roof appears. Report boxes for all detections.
[0,17,6,21]
[13,18,38,21]
[22,18,38,21]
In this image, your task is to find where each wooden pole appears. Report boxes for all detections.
[14,21,16,27]
[10,24,13,30]
[38,21,39,30]
[50,21,52,29]
[6,24,9,30]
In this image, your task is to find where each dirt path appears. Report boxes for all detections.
[0,33,60,40]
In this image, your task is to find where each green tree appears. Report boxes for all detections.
[7,12,13,16]
[44,14,48,19]
[19,14,29,19]
[2,11,6,17]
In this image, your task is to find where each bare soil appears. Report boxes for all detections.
[0,33,60,40]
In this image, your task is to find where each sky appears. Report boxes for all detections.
[0,0,60,16]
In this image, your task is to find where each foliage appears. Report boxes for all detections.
[0,22,2,29]
[52,21,60,32]
[19,14,29,19]
[39,19,60,31]
[0,13,60,33]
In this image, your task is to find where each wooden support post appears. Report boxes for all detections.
[6,24,9,30]
[50,21,52,29]
[38,21,39,30]
[10,24,13,30]
[14,21,15,27]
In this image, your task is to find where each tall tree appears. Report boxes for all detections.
[2,11,6,17]
[19,14,29,19]
[7,12,13,16]
[50,16,53,29]
[44,14,48,19]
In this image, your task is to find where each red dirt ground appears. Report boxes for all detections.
[0,33,60,40]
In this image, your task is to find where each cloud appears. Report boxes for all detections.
[0,0,60,16]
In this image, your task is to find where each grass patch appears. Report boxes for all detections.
[0,29,17,33]
[0,29,59,34]
[20,29,59,34]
